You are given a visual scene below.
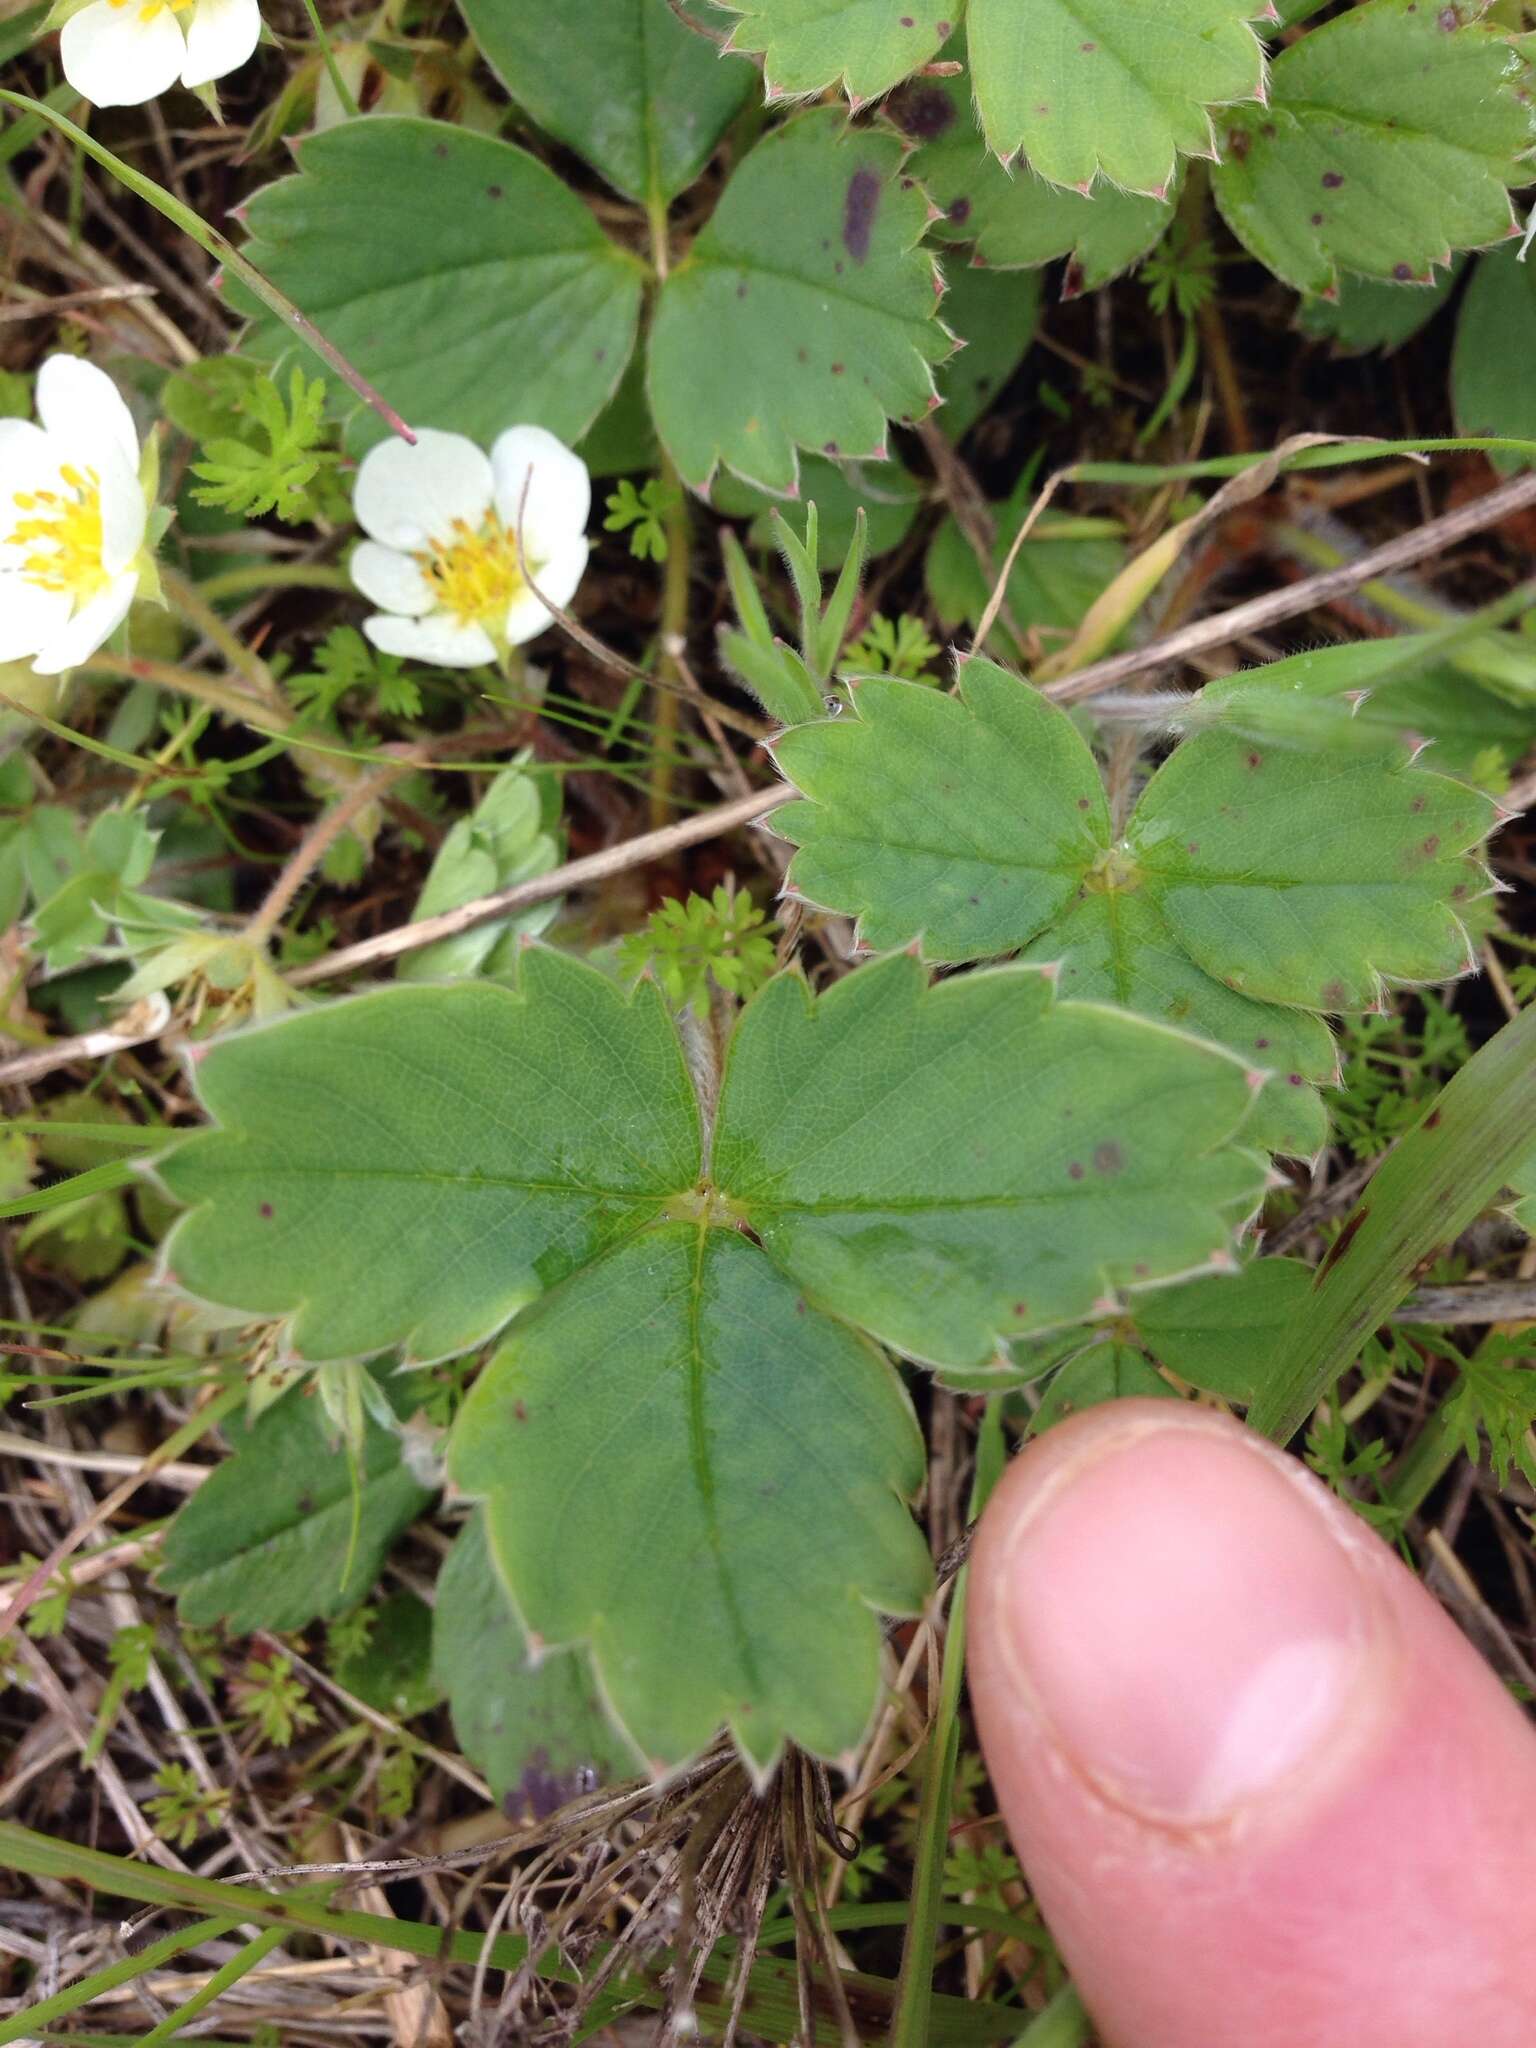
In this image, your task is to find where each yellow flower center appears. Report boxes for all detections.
[8,465,110,605]
[417,513,529,628]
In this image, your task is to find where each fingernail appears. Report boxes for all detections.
[997,1420,1386,1825]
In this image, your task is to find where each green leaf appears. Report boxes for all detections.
[774,659,1497,1154]
[397,762,561,983]
[1132,1255,1312,1403]
[164,936,1271,1769]
[434,1510,638,1809]
[713,954,1267,1365]
[1211,0,1536,295]
[1453,243,1536,476]
[157,951,702,1363]
[333,1592,443,1718]
[453,1223,931,1770]
[240,119,644,454]
[458,0,751,204]
[158,1371,434,1631]
[1032,1343,1174,1431]
[1297,261,1462,353]
[1510,1153,1535,1235]
[947,1254,1313,1402]
[934,263,1040,439]
[967,0,1265,192]
[721,0,952,103]
[648,109,951,492]
[900,59,1175,289]
[1192,637,1536,782]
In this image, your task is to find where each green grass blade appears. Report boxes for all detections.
[0,1158,142,1221]
[1248,1000,1536,1444]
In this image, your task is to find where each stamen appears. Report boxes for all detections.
[416,511,533,628]
[5,462,110,606]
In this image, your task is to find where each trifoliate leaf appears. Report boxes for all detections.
[898,61,1175,289]
[1453,241,1536,476]
[773,659,1497,1153]
[720,0,952,103]
[453,1223,931,1772]
[240,119,644,453]
[713,954,1267,1365]
[967,0,1266,192]
[159,1369,433,1631]
[458,0,751,204]
[162,935,1272,1770]
[1211,0,1536,295]
[433,1510,638,1808]
[157,951,702,1364]
[648,110,951,492]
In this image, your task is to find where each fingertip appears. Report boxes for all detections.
[968,1400,1536,2048]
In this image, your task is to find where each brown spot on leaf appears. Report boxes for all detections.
[259,1201,274,1218]
[1425,1108,1442,1129]
[1093,1140,1124,1176]
[1246,750,1262,769]
[513,1400,529,1423]
[842,166,881,263]
[1420,834,1440,857]
[486,184,503,200]
[1393,263,1413,281]
[1410,795,1426,813]
[1320,980,1348,1007]
[1321,170,1344,188]
[948,195,971,223]
[1068,1161,1086,1180]
[1316,1206,1369,1282]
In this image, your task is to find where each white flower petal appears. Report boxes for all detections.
[35,357,140,473]
[362,610,496,669]
[30,569,139,676]
[490,425,591,549]
[181,0,261,88]
[504,533,589,647]
[0,573,71,663]
[353,429,494,552]
[95,448,148,577]
[60,0,186,109]
[350,540,434,618]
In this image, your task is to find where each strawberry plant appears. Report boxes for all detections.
[3,0,1536,2039]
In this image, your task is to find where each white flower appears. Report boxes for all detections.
[350,425,591,669]
[0,357,154,678]
[60,0,262,108]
